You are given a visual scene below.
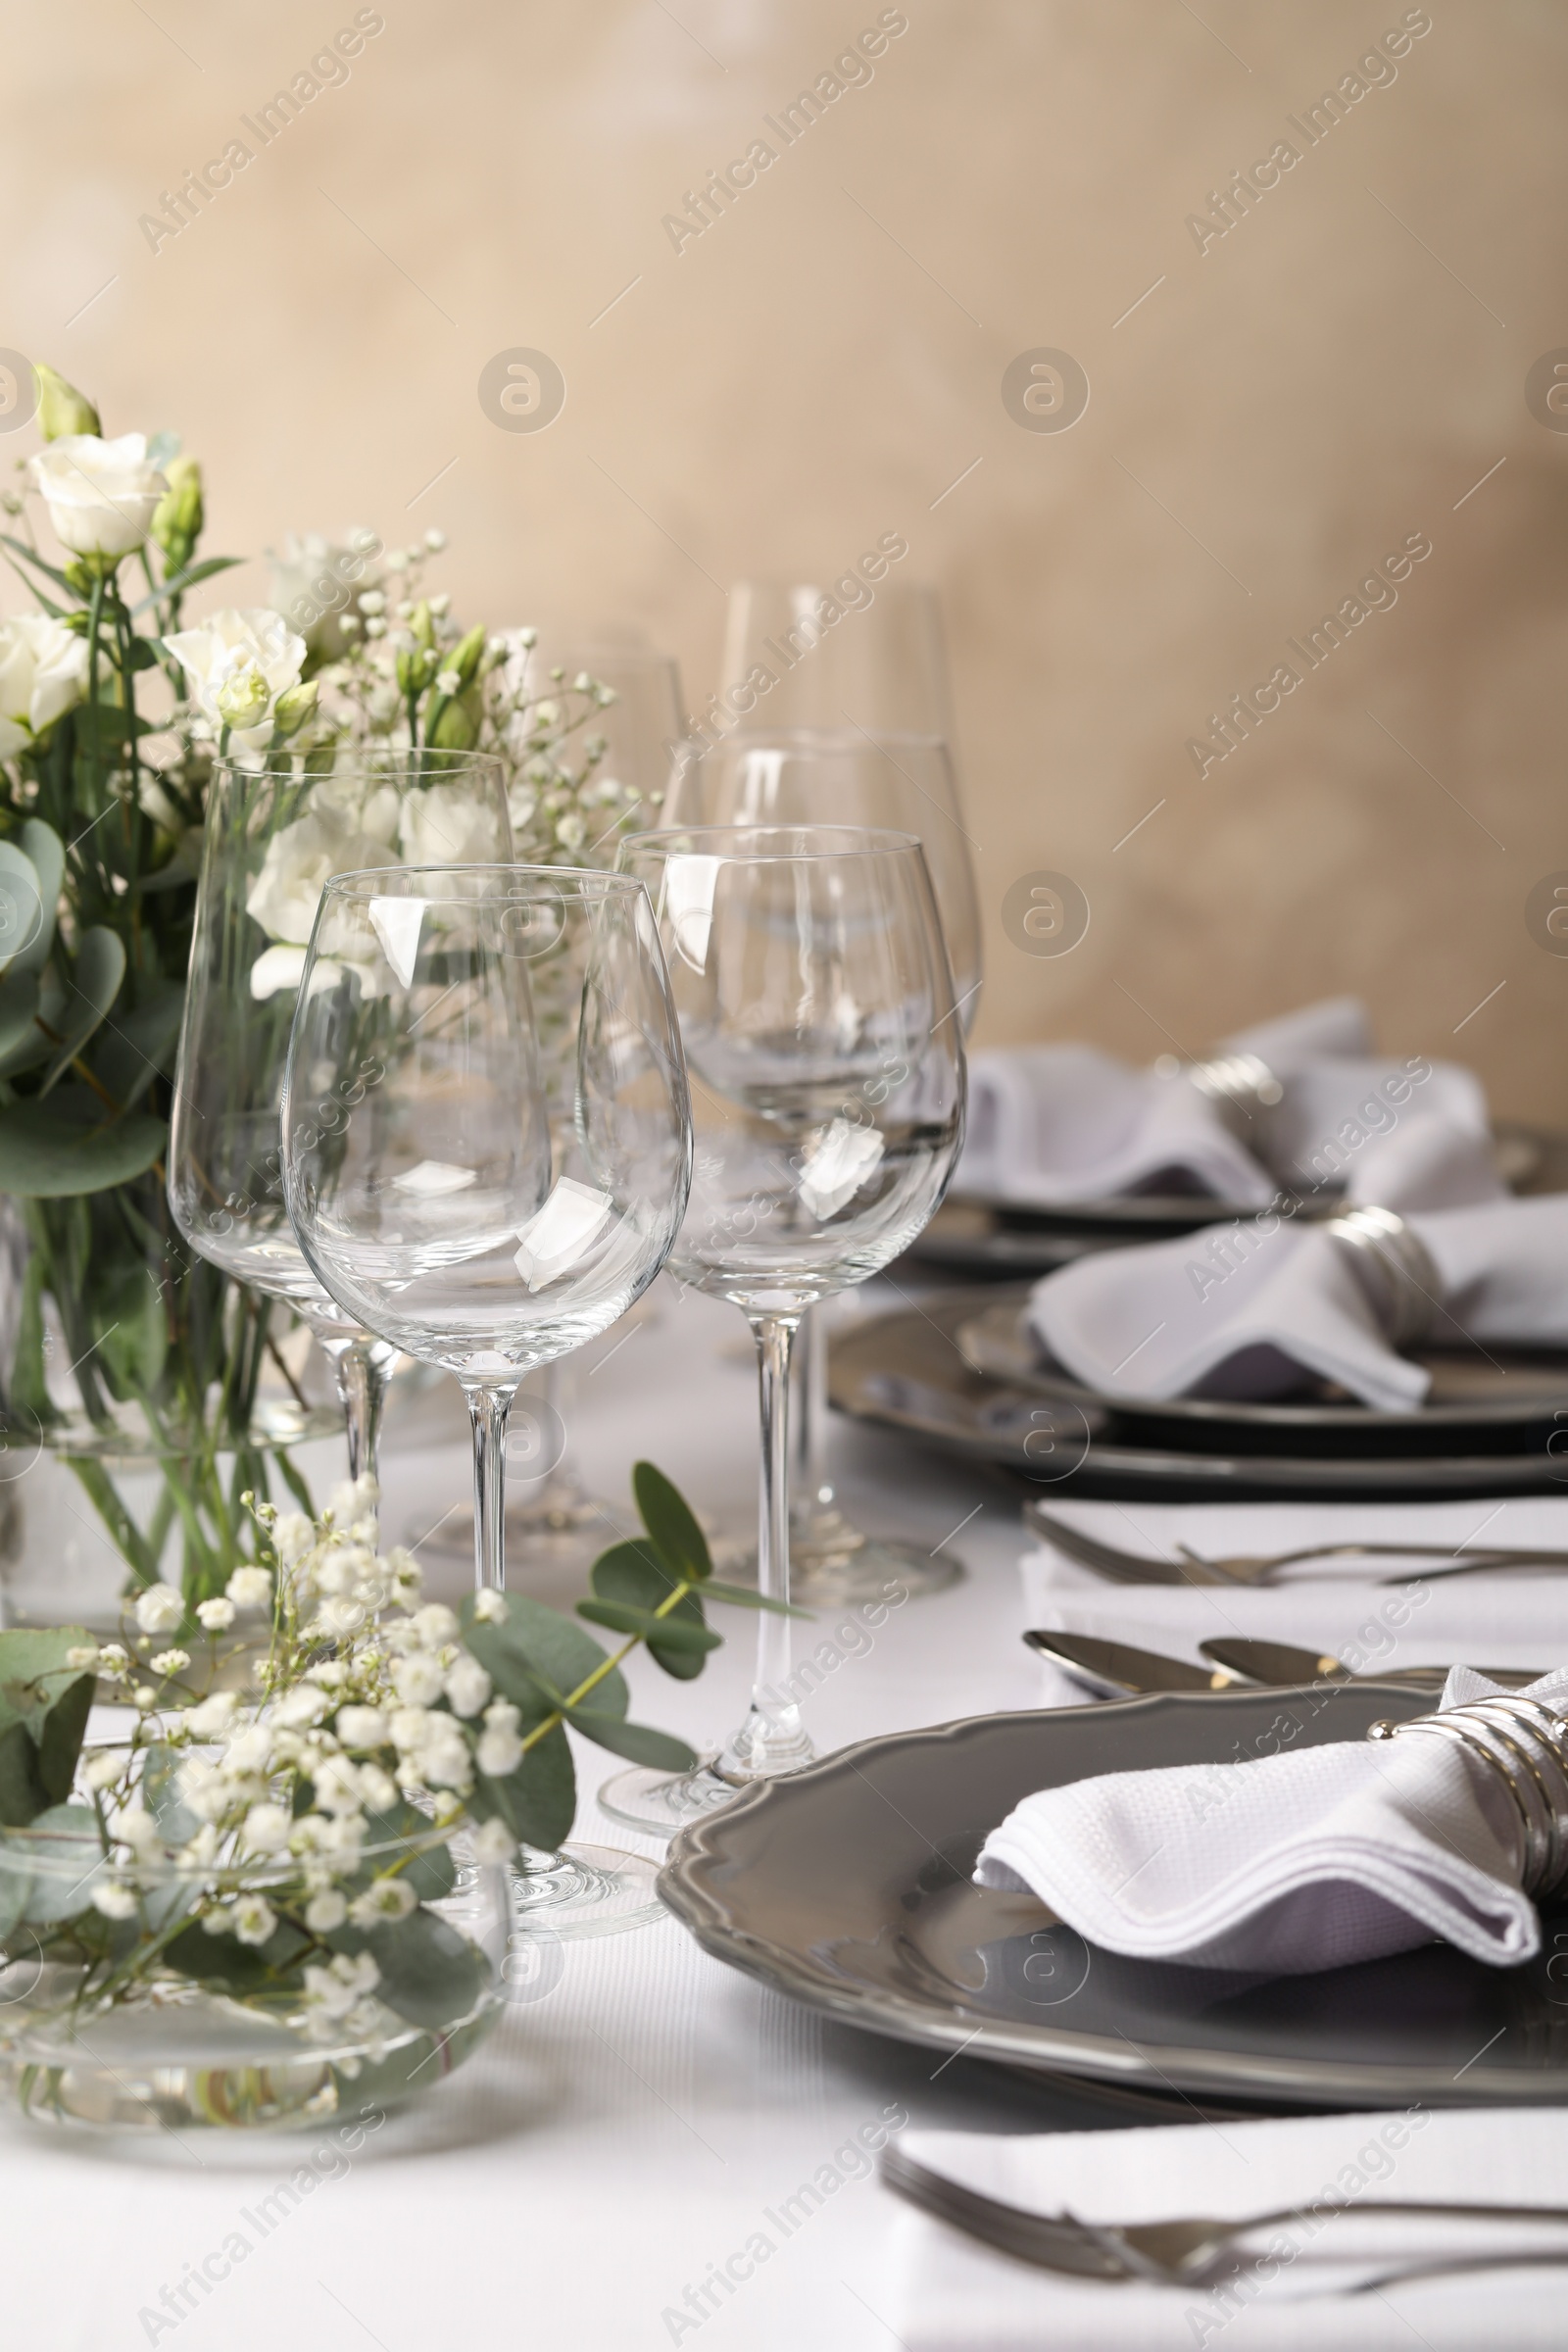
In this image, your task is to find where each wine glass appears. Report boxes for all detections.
[169,750,512,1485]
[421,643,687,1575]
[597,824,965,1836]
[716,576,956,742]
[281,862,692,1931]
[665,726,981,1601]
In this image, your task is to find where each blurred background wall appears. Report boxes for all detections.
[6,0,1567,1110]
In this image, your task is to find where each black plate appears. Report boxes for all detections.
[955,1289,1568,1457]
[660,1689,1568,2109]
[905,1121,1560,1280]
[830,1293,1568,1499]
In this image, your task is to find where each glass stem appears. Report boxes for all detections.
[332,1341,390,1485]
[718,1311,813,1779]
[792,1303,832,1520]
[466,1381,516,1593]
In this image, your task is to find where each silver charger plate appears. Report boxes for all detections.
[905,1121,1557,1280]
[829,1293,1568,1497]
[659,1687,1568,2110]
[956,1288,1568,1449]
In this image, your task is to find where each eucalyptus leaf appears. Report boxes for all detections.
[142,1741,198,1848]
[20,1802,106,1924]
[0,1099,166,1196]
[0,1845,30,1936]
[90,974,184,1108]
[462,1592,628,1723]
[361,1800,457,1903]
[39,926,126,1094]
[12,819,63,977]
[562,1709,697,1771]
[701,1579,814,1618]
[365,1905,482,2029]
[588,1541,712,1681]
[0,844,44,981]
[631,1459,712,1584]
[474,1720,576,1851]
[0,964,64,1080]
[163,1915,312,1995]
[576,1598,719,1654]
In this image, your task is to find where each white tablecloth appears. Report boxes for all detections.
[4,1283,1564,2348]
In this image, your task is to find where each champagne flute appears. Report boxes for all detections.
[665,726,981,1600]
[169,749,511,1486]
[598,824,965,1836]
[281,862,692,1930]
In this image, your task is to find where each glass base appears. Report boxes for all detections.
[598,1740,815,1839]
[789,1508,965,1606]
[509,1843,665,1938]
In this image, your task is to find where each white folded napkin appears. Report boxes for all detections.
[1027,1191,1568,1409]
[955,995,1500,1212]
[889,2109,1568,2346]
[976,1663,1566,1973]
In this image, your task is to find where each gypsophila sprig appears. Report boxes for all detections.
[0,1463,797,2091]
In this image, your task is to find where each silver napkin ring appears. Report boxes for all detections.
[1156,1051,1284,1133]
[1369,1693,1568,1899]
[1326,1203,1440,1349]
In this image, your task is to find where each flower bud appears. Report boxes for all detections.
[33,363,101,442]
[150,455,204,567]
[216,665,271,731]
[429,692,478,750]
[270,678,318,737]
[446,622,488,691]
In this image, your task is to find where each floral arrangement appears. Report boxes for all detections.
[0,361,647,1614]
[0,1461,777,2120]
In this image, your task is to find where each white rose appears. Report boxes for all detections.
[166,608,306,750]
[0,613,90,753]
[29,433,169,558]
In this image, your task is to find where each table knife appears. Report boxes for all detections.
[1023,1629,1244,1699]
[1199,1638,1539,1692]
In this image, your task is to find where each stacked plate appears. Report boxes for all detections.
[838,1126,1568,1501]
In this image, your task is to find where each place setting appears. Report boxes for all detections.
[3,21,1567,2340]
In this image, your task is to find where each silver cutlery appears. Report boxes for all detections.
[1023,1629,1540,1701]
[1200,1637,1539,1693]
[1027,1506,1568,1589]
[882,2142,1568,2288]
[1024,1629,1246,1698]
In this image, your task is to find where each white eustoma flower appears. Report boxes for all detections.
[0,613,90,754]
[166,608,306,751]
[243,808,396,966]
[444,1654,491,1719]
[392,1652,445,1707]
[196,1596,236,1632]
[242,1802,292,1853]
[92,1880,139,1921]
[133,1584,184,1635]
[231,1894,277,1947]
[349,1878,416,1927]
[304,1887,347,1934]
[225,1565,273,1611]
[29,432,168,557]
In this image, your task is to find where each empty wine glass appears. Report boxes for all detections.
[598,825,965,1835]
[665,726,981,1600]
[281,862,692,1930]
[170,749,512,1485]
[421,642,687,1574]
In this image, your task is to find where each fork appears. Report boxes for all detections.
[1026,1508,1568,1589]
[882,2143,1568,2287]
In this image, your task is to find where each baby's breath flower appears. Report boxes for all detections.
[183,1689,238,1739]
[196,1596,236,1632]
[392,1653,444,1707]
[92,1881,139,1922]
[65,1643,101,1672]
[96,1642,130,1678]
[471,1590,509,1624]
[349,1878,416,1927]
[231,1894,276,1947]
[444,1654,491,1719]
[226,1565,273,1611]
[116,1805,162,1854]
[336,1705,388,1749]
[133,1584,184,1636]
[83,1752,123,1792]
[470,1816,517,1864]
[304,1887,347,1933]
[150,1648,190,1676]
[133,1686,158,1710]
[243,1802,292,1854]
[476,1697,523,1779]
[423,530,447,553]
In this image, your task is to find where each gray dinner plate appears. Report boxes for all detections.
[660,1688,1568,2110]
[829,1293,1568,1498]
[956,1289,1568,1451]
[904,1121,1558,1279]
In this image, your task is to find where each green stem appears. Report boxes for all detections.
[516,1578,695,1755]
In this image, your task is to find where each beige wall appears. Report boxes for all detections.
[7,0,1568,1112]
